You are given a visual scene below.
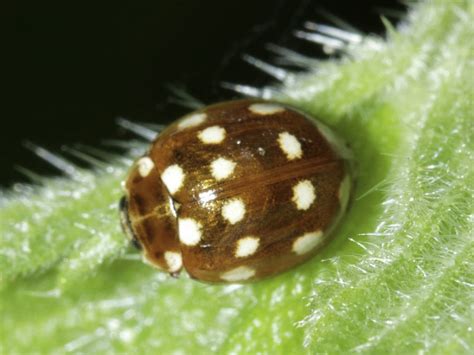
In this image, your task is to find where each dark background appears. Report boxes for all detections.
[3,0,405,187]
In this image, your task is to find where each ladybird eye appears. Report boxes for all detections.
[119,196,142,250]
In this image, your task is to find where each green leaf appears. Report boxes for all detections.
[1,1,473,353]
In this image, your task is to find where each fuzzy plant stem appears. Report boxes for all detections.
[1,1,473,354]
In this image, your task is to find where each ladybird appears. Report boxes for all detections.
[120,99,352,282]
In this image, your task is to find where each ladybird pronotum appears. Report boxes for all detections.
[120,99,352,282]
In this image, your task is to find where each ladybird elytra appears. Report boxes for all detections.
[120,99,352,283]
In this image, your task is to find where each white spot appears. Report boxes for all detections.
[235,236,260,257]
[220,266,256,282]
[278,132,303,160]
[178,218,202,246]
[292,180,316,210]
[249,103,285,115]
[338,175,351,212]
[164,251,183,272]
[221,198,246,224]
[199,190,217,204]
[137,157,154,177]
[292,231,323,255]
[178,113,207,129]
[198,126,226,144]
[161,164,185,195]
[211,157,236,181]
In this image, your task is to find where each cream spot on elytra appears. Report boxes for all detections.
[292,231,323,255]
[198,190,217,204]
[220,266,255,282]
[235,236,260,257]
[221,198,246,224]
[137,157,154,177]
[178,218,202,246]
[248,103,285,115]
[278,132,303,160]
[198,126,226,144]
[292,180,316,210]
[161,164,185,195]
[164,251,183,272]
[178,113,207,129]
[210,157,236,181]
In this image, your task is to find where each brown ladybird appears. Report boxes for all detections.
[120,99,352,282]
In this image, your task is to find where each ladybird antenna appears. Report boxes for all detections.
[116,117,157,141]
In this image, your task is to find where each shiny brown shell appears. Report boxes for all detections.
[120,99,352,282]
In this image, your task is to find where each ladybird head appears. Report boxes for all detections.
[120,155,183,275]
